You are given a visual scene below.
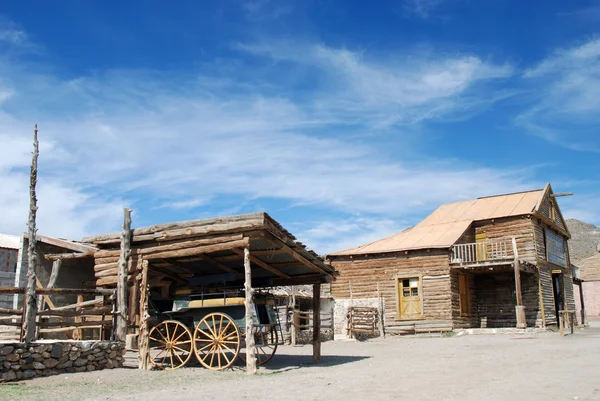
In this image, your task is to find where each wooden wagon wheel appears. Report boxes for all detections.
[239,326,278,366]
[148,320,193,370]
[193,313,240,371]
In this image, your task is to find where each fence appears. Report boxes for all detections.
[451,239,513,264]
[346,306,378,338]
[0,287,116,341]
[275,306,333,345]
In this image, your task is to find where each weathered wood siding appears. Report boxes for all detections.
[538,262,557,325]
[474,271,541,328]
[472,217,537,264]
[450,270,478,328]
[330,249,453,334]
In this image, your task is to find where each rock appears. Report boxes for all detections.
[0,346,14,355]
[33,361,45,370]
[15,348,26,355]
[2,370,17,381]
[93,348,102,354]
[75,366,87,373]
[74,358,88,367]
[108,351,117,359]
[6,354,20,362]
[71,346,79,352]
[3,361,10,369]
[57,360,73,369]
[21,352,31,358]
[80,342,92,352]
[59,355,69,363]
[11,364,21,370]
[51,344,63,359]
[42,352,51,358]
[87,364,96,371]
[16,370,23,380]
[33,345,47,353]
[44,358,59,368]
[87,355,95,361]
[65,367,75,373]
[69,352,79,361]
[33,353,44,361]
[22,369,36,379]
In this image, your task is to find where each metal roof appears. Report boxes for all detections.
[330,189,545,256]
[0,234,20,250]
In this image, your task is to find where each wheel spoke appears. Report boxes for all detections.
[172,345,190,353]
[174,351,185,365]
[209,347,216,367]
[149,336,167,344]
[197,328,215,340]
[197,342,215,352]
[221,346,232,364]
[216,345,222,369]
[218,315,224,339]
[156,328,169,343]
[169,350,175,369]
[165,323,170,342]
[220,343,235,354]
[170,324,180,342]
[172,329,188,343]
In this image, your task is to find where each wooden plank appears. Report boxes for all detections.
[143,238,250,260]
[48,299,104,311]
[244,247,257,375]
[82,213,265,243]
[261,232,330,276]
[24,233,97,253]
[116,208,132,342]
[44,251,95,260]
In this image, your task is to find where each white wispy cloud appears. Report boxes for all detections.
[517,38,600,152]
[238,41,514,127]
[0,35,537,251]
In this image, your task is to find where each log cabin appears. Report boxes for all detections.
[573,250,600,321]
[327,184,576,335]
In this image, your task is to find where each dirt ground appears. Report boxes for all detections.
[3,321,600,401]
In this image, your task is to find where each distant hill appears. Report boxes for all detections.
[566,219,600,261]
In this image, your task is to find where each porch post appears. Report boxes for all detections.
[577,280,587,326]
[244,247,257,375]
[512,238,526,329]
[116,208,132,342]
[312,283,321,363]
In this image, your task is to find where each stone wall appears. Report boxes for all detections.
[0,341,125,382]
[0,271,16,309]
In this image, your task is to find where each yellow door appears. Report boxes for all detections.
[475,232,487,261]
[399,278,421,318]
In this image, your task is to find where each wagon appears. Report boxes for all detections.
[147,291,283,370]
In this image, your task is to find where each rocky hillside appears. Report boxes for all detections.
[566,219,600,261]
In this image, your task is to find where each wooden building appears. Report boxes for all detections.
[327,184,576,335]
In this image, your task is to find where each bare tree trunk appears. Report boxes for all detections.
[244,247,257,374]
[24,124,40,343]
[116,208,132,342]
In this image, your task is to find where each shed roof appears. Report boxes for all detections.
[330,189,544,256]
[0,234,20,250]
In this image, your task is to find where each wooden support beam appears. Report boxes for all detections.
[44,251,95,260]
[312,283,321,363]
[138,260,150,370]
[24,124,40,343]
[231,249,290,279]
[260,232,331,276]
[244,247,257,375]
[578,281,587,326]
[116,208,132,342]
[512,238,526,329]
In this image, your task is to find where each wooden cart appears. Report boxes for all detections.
[147,292,282,370]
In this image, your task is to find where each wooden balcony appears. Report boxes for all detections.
[451,240,514,266]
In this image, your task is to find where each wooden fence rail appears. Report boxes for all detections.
[274,306,333,345]
[0,286,117,341]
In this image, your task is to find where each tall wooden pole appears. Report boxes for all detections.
[116,208,132,341]
[138,260,150,370]
[24,124,40,343]
[244,247,257,374]
[312,283,321,363]
[512,237,526,328]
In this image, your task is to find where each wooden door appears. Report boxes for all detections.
[399,278,421,318]
[458,274,471,316]
[475,232,487,262]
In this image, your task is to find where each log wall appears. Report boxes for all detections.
[330,249,454,334]
[472,216,537,264]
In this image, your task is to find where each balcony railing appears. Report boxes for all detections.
[451,239,514,265]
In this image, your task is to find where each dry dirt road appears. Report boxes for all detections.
[3,322,600,401]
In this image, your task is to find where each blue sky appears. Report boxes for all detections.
[0,0,599,254]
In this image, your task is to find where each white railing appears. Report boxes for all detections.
[451,239,513,265]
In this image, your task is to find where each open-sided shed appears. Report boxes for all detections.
[74,212,335,372]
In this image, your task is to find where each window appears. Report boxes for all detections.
[458,273,471,316]
[396,277,422,319]
[545,229,567,267]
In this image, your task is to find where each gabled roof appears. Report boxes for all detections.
[330,188,546,257]
[0,233,20,250]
